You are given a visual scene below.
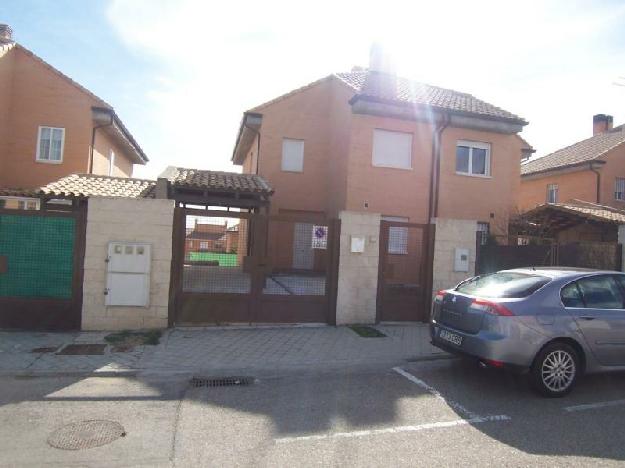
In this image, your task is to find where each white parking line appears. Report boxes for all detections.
[275,415,511,443]
[564,399,625,413]
[392,366,479,419]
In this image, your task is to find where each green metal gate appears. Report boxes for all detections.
[0,208,86,330]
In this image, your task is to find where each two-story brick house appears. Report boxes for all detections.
[232,53,529,240]
[0,24,147,208]
[519,114,625,211]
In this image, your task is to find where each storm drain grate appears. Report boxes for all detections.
[31,346,59,353]
[57,344,107,355]
[190,376,255,388]
[47,420,126,450]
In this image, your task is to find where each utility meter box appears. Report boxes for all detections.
[454,248,470,272]
[105,242,151,306]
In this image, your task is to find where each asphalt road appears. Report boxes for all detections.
[2,359,625,467]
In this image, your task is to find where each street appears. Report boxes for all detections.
[2,358,625,467]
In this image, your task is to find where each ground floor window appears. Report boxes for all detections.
[382,216,409,254]
[0,197,40,210]
[477,222,490,245]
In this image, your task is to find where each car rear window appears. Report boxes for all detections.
[455,272,550,298]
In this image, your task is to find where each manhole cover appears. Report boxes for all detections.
[48,420,126,450]
[57,344,107,355]
[190,376,255,388]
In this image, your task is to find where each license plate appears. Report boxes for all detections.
[439,329,463,346]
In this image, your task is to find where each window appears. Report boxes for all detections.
[36,126,64,162]
[477,222,490,246]
[576,275,624,309]
[561,282,585,308]
[456,272,550,298]
[372,129,412,170]
[199,241,209,250]
[456,140,490,176]
[615,178,625,201]
[383,216,408,254]
[109,150,116,176]
[547,184,558,203]
[281,139,304,172]
[0,199,5,209]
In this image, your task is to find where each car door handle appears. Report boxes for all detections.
[579,316,596,321]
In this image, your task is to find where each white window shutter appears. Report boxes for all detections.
[282,139,304,172]
[372,129,412,169]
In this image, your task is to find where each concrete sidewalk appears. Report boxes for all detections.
[0,324,447,376]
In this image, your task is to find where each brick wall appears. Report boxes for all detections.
[81,197,174,330]
[335,211,381,325]
[432,218,477,294]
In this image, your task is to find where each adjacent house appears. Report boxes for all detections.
[519,114,625,211]
[232,50,530,241]
[0,24,147,209]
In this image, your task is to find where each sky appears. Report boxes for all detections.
[3,0,625,179]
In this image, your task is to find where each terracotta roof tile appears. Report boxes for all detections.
[36,174,156,198]
[335,71,525,123]
[524,200,625,224]
[161,166,273,194]
[521,125,625,176]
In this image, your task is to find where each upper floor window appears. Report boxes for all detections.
[281,138,304,172]
[615,178,625,201]
[547,183,558,203]
[36,126,64,163]
[456,140,491,176]
[372,129,412,170]
[108,150,116,176]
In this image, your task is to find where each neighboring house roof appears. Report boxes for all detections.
[1,43,147,163]
[336,71,526,124]
[160,166,274,195]
[523,200,625,225]
[521,124,625,176]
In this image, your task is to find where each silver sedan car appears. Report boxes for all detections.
[430,268,625,397]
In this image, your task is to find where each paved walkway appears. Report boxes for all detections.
[0,324,446,376]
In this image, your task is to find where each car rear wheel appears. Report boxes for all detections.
[530,342,579,397]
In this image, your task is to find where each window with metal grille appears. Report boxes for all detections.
[383,216,409,254]
[547,184,558,203]
[477,222,490,245]
[615,178,625,201]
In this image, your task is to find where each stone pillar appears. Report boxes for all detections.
[618,225,625,272]
[431,218,478,294]
[335,211,381,325]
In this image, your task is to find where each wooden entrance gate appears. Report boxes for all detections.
[170,208,340,324]
[0,207,86,330]
[377,221,432,322]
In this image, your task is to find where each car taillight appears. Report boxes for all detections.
[434,290,446,303]
[470,298,514,316]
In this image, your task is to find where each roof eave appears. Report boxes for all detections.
[92,107,148,164]
[349,94,528,127]
[521,160,606,179]
[232,112,263,165]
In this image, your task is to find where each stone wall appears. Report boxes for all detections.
[81,198,174,330]
[335,211,381,325]
[432,218,478,294]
